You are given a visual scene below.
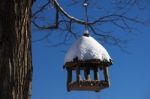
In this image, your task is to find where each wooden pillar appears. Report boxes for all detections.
[103,67,110,86]
[67,68,72,84]
[76,65,81,85]
[84,67,90,80]
[67,68,72,91]
[94,67,99,80]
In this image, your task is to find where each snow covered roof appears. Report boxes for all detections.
[64,35,112,64]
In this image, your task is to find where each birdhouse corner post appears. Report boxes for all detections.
[103,67,110,87]
[67,68,72,85]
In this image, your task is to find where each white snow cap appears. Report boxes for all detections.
[64,35,112,63]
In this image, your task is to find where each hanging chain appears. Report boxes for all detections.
[83,0,89,31]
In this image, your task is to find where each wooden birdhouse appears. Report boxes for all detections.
[64,31,112,92]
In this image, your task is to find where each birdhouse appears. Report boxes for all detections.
[63,31,112,92]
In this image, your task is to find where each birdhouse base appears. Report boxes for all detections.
[67,80,109,92]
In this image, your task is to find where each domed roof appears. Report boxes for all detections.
[64,35,112,64]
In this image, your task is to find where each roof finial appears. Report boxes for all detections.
[83,30,89,37]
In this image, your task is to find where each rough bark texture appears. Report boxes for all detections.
[0,0,33,99]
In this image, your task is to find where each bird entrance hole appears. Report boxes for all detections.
[64,59,112,92]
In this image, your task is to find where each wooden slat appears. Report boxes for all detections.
[103,67,110,87]
[84,67,91,80]
[76,65,82,86]
[94,67,99,80]
[67,80,109,92]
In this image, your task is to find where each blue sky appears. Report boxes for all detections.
[32,0,150,99]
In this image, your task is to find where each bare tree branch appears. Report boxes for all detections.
[51,0,148,25]
[32,0,150,50]
[32,1,50,18]
[32,8,59,29]
[51,0,86,24]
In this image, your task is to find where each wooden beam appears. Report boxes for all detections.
[67,69,72,84]
[84,67,91,80]
[94,67,99,80]
[67,69,72,91]
[103,67,110,86]
[76,65,82,86]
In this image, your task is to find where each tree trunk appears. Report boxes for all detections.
[0,0,33,99]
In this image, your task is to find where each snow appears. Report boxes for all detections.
[64,35,112,63]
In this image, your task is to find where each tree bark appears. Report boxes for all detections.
[0,0,33,99]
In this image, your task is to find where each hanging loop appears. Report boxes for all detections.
[83,0,89,27]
